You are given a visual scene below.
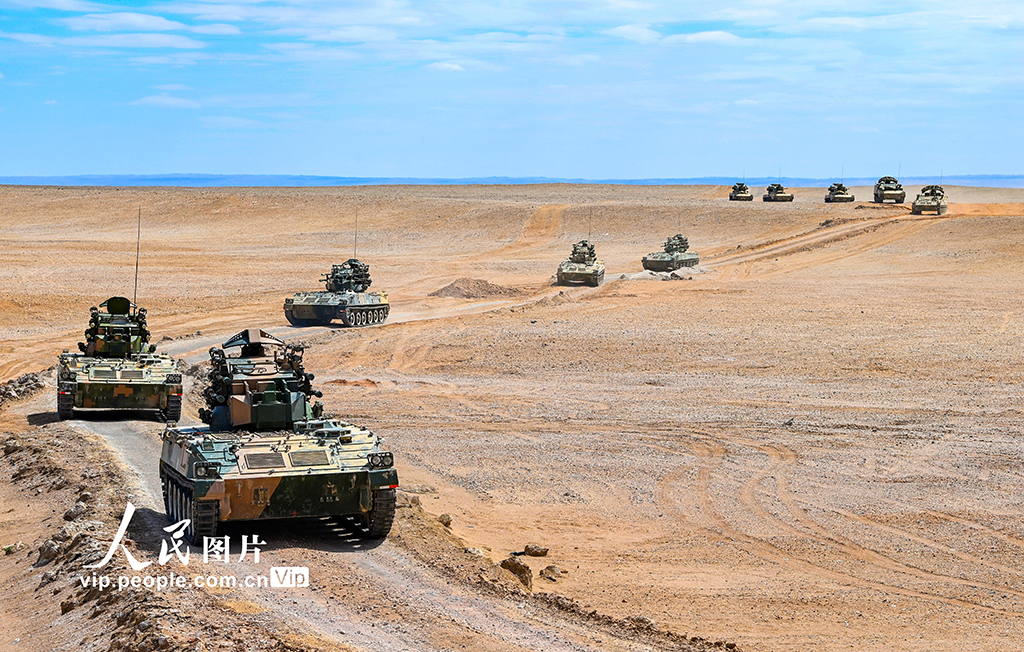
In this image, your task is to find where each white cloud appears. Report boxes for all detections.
[604,24,662,44]
[663,31,744,46]
[190,23,241,35]
[0,30,206,49]
[425,62,464,71]
[131,93,201,108]
[6,0,102,10]
[64,13,186,32]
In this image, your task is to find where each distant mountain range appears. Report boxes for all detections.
[1,174,1023,188]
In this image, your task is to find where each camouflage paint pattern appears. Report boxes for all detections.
[824,183,855,203]
[763,184,794,202]
[729,183,754,201]
[873,176,907,203]
[557,240,605,286]
[160,328,399,541]
[642,234,700,271]
[57,297,181,419]
[911,185,948,215]
[284,259,389,327]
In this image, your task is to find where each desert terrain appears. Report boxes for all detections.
[2,183,1024,652]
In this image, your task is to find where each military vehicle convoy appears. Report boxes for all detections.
[57,297,181,421]
[557,240,605,286]
[159,328,398,543]
[873,176,906,203]
[642,234,700,271]
[824,183,855,203]
[284,259,389,327]
[729,183,754,201]
[763,183,794,202]
[912,185,948,215]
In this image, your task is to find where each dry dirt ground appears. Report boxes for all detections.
[2,184,1024,651]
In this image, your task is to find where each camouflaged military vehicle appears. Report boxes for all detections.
[159,328,398,543]
[557,240,604,286]
[824,183,855,203]
[912,185,948,215]
[873,176,906,203]
[729,182,754,201]
[642,234,700,271]
[763,183,794,202]
[284,259,389,327]
[57,297,181,421]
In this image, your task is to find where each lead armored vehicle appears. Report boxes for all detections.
[824,183,855,203]
[642,234,700,271]
[873,176,906,203]
[557,240,604,286]
[912,185,948,215]
[159,328,398,544]
[729,183,754,201]
[284,259,389,327]
[57,297,181,421]
[763,183,794,202]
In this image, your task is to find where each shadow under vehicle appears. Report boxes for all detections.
[57,296,181,421]
[159,328,398,544]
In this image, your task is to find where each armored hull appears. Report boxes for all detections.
[160,420,398,543]
[729,183,754,201]
[763,184,794,202]
[58,353,181,420]
[642,252,699,271]
[824,183,855,203]
[160,328,398,543]
[57,296,180,421]
[557,260,605,286]
[285,259,389,327]
[873,177,906,203]
[912,185,948,215]
[284,291,389,327]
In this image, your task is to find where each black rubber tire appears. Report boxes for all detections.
[160,471,170,515]
[363,488,396,539]
[57,392,74,420]
[163,395,182,422]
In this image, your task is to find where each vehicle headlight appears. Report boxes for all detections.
[367,452,394,469]
[194,462,220,478]
[166,373,182,384]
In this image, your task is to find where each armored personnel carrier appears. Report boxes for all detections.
[873,176,906,203]
[557,240,604,286]
[912,185,948,215]
[729,183,754,201]
[159,328,398,543]
[284,259,389,327]
[763,183,794,202]
[642,234,700,271]
[824,183,855,203]
[57,297,181,421]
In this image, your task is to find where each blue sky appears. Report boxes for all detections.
[1,1,1022,178]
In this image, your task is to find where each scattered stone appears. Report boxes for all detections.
[539,565,564,582]
[464,548,486,558]
[4,541,25,555]
[60,600,75,614]
[78,491,93,502]
[500,556,533,590]
[401,484,438,494]
[523,544,548,557]
[64,501,88,521]
[437,513,453,528]
[39,570,59,586]
[4,440,19,455]
[395,490,421,508]
[626,615,657,630]
[36,539,60,566]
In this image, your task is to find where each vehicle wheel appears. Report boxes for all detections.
[362,488,396,539]
[192,500,219,543]
[57,391,74,420]
[163,395,182,422]
[161,473,170,514]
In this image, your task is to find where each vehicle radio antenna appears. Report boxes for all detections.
[353,204,358,259]
[132,206,141,314]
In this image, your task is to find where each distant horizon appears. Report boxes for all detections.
[2,173,1023,189]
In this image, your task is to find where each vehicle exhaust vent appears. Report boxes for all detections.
[245,452,285,469]
[290,450,330,467]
